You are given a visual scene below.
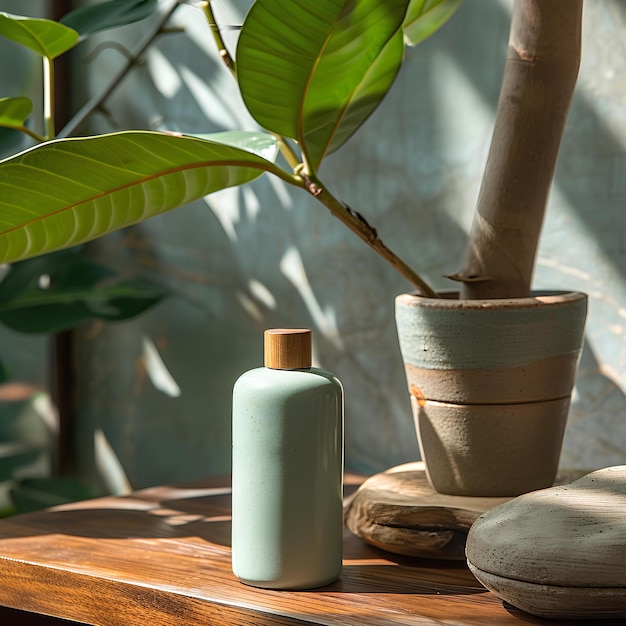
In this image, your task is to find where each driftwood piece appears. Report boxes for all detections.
[343,462,584,560]
[466,466,626,619]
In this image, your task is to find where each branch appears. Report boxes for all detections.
[202,1,236,74]
[4,125,47,143]
[457,0,583,299]
[203,0,437,296]
[299,172,438,297]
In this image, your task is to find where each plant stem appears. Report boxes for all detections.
[202,1,235,74]
[274,137,300,171]
[300,172,438,297]
[43,57,55,140]
[13,126,47,143]
[58,0,185,139]
[204,2,435,295]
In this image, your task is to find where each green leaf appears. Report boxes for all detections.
[237,0,409,171]
[0,250,168,334]
[61,0,160,37]
[403,0,462,46]
[0,443,42,482]
[0,130,280,264]
[0,12,79,59]
[188,130,280,161]
[0,97,33,130]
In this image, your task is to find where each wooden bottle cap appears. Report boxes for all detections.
[264,329,312,370]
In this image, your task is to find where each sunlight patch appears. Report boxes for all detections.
[280,246,343,349]
[94,428,132,495]
[204,186,240,243]
[180,65,238,129]
[142,336,181,398]
[236,290,263,322]
[148,46,181,98]
[249,278,276,310]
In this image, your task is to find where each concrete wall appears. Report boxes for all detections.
[0,0,50,392]
[5,0,626,490]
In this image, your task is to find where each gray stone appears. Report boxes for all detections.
[466,466,626,619]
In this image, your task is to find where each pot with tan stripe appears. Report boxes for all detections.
[395,291,587,497]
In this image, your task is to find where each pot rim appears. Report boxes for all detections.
[396,290,587,311]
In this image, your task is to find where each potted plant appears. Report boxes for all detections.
[0,0,586,496]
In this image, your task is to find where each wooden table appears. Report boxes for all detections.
[0,476,618,625]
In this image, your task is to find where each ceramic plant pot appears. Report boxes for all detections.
[395,291,587,497]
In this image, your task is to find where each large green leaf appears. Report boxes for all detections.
[61,0,160,37]
[0,12,78,59]
[0,250,168,334]
[0,130,279,264]
[237,0,409,171]
[403,0,462,46]
[0,97,32,131]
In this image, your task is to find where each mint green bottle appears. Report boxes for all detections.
[231,328,344,589]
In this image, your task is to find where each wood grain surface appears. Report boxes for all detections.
[0,474,618,625]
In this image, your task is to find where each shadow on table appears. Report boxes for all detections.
[503,602,624,626]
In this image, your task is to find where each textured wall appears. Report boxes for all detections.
[62,0,626,489]
[0,0,50,390]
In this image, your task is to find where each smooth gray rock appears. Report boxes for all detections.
[466,466,626,619]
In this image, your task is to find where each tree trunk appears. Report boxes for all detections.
[455,0,582,299]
